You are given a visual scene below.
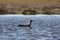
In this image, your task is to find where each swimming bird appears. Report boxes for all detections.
[18,20,33,27]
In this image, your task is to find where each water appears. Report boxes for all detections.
[0,15,60,40]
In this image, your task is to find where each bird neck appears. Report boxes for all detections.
[29,21,32,26]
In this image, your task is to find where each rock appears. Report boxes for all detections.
[22,9,40,15]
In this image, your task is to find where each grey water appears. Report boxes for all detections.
[0,15,60,40]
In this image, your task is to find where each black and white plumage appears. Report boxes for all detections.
[18,20,33,27]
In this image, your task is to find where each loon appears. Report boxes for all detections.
[18,20,33,27]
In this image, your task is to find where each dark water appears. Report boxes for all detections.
[0,15,60,40]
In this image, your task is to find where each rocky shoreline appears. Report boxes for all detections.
[0,3,60,15]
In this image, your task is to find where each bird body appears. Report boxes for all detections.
[18,20,33,27]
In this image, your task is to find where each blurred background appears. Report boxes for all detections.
[0,0,60,15]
